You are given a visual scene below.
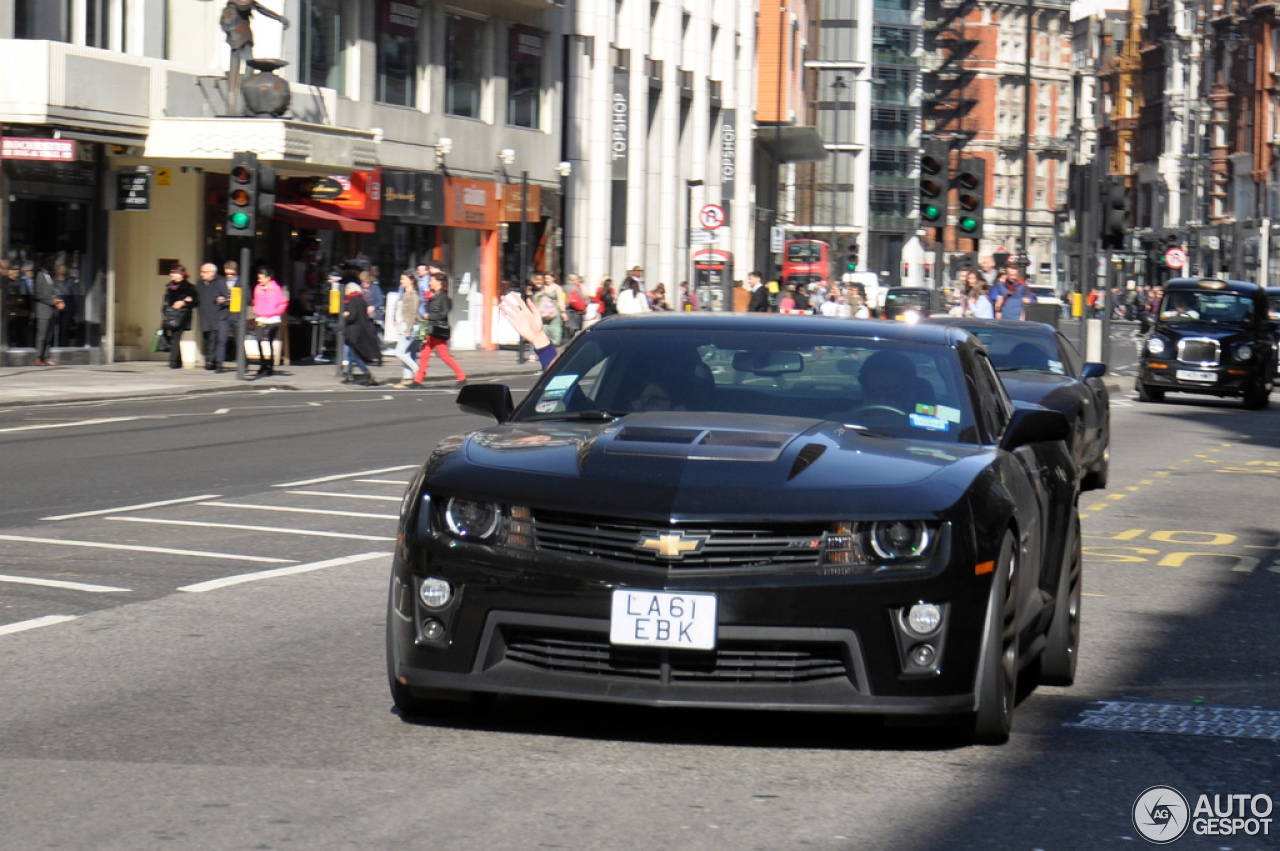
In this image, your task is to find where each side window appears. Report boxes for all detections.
[1056,333,1082,376]
[970,351,1012,440]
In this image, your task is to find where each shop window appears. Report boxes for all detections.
[508,25,544,129]
[301,0,345,94]
[377,0,420,107]
[446,13,486,119]
[16,0,70,41]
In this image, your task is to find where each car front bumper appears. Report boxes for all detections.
[1139,360,1257,397]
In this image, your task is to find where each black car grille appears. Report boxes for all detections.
[531,509,827,569]
[503,628,849,683]
[1177,338,1220,366]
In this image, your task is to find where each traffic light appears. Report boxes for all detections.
[226,151,259,237]
[846,237,860,271]
[257,164,276,220]
[955,157,986,240]
[1101,175,1130,250]
[919,139,949,228]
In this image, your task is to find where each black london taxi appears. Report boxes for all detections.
[1137,278,1277,408]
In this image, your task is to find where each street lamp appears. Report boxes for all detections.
[556,160,572,276]
[435,137,453,170]
[686,178,704,307]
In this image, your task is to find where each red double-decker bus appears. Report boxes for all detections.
[781,238,828,289]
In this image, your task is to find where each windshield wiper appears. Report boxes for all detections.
[526,409,622,421]
[996,366,1055,373]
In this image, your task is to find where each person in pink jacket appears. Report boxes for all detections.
[251,266,288,377]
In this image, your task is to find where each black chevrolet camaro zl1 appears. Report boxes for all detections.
[387,315,1081,744]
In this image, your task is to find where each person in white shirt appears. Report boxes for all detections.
[820,292,842,317]
[616,276,652,315]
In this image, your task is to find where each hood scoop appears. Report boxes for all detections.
[787,443,827,480]
[608,424,797,462]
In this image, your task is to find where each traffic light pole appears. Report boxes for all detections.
[236,243,249,380]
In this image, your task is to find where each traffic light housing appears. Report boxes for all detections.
[955,157,986,240]
[1102,175,1130,250]
[257,164,276,220]
[919,139,949,228]
[226,151,259,237]
[846,237,860,271]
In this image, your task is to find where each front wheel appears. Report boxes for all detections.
[966,530,1019,745]
[1243,377,1271,410]
[1136,381,1164,403]
[1038,512,1082,686]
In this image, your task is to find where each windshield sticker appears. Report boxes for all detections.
[1048,359,1065,375]
[909,414,949,431]
[934,404,961,424]
[915,403,936,416]
[535,400,559,413]
[541,374,577,401]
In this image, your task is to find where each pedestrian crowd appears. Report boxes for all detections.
[1,254,104,365]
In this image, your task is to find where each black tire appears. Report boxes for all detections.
[1243,376,1270,410]
[1039,511,1082,686]
[967,530,1019,745]
[1136,381,1164,402]
[1081,447,1109,491]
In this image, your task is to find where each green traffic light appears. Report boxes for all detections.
[958,216,977,233]
[846,262,856,271]
[229,211,250,229]
[922,204,941,222]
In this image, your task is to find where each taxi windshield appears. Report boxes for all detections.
[516,328,977,443]
[1158,290,1254,326]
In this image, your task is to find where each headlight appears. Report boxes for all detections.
[1235,343,1254,361]
[1146,337,1166,356]
[418,577,452,608]
[443,498,500,540]
[822,520,941,571]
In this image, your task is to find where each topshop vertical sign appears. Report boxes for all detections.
[611,64,629,245]
[720,110,736,224]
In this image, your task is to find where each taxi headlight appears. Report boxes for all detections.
[1235,343,1253,361]
[443,498,500,540]
[1146,337,1166,356]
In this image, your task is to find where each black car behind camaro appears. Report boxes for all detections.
[387,315,1080,743]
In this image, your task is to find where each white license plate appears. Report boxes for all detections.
[1176,369,1217,383]
[609,589,717,650]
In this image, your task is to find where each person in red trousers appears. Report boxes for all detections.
[412,271,466,387]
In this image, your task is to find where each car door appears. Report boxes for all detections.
[1056,331,1105,467]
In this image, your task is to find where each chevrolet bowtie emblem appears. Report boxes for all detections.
[637,532,707,559]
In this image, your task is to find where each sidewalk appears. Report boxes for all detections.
[0,347,543,407]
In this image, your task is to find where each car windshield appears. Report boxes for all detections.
[1158,290,1254,326]
[964,327,1066,375]
[885,290,931,310]
[515,328,976,443]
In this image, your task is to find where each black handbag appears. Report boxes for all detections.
[162,306,185,331]
[428,322,451,341]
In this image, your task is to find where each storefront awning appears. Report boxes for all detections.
[757,125,829,164]
[274,201,376,233]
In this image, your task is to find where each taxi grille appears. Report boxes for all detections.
[531,509,826,569]
[1177,338,1220,366]
[502,629,849,683]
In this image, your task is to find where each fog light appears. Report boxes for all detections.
[418,577,452,609]
[906,603,942,636]
[421,618,446,641]
[910,643,936,667]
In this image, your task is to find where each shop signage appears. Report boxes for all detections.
[296,176,345,200]
[116,169,151,211]
[444,177,497,229]
[511,25,543,64]
[720,109,736,202]
[382,0,420,38]
[2,137,77,161]
[611,63,629,246]
[382,170,444,224]
[314,168,382,220]
[500,183,541,223]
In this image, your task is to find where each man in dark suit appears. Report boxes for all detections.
[196,262,231,371]
[32,257,64,366]
[746,271,770,313]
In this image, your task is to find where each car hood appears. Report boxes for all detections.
[997,371,1080,408]
[431,412,991,520]
[1152,322,1254,342]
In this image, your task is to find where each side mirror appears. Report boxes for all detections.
[457,384,514,423]
[1080,361,1107,380]
[1000,404,1069,453]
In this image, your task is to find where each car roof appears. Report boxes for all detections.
[926,316,1057,337]
[1164,277,1261,295]
[591,312,968,346]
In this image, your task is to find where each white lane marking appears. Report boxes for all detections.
[273,465,417,488]
[214,408,230,414]
[0,416,144,434]
[178,552,390,594]
[109,516,395,542]
[0,615,77,637]
[286,490,402,503]
[42,494,222,522]
[0,535,294,564]
[0,575,130,593]
[199,501,398,520]
[355,479,410,486]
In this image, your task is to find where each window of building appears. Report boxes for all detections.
[377,0,420,107]
[446,13,486,119]
[508,25,543,129]
[300,0,345,93]
[16,0,69,41]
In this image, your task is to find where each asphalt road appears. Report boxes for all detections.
[1,339,1279,850]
